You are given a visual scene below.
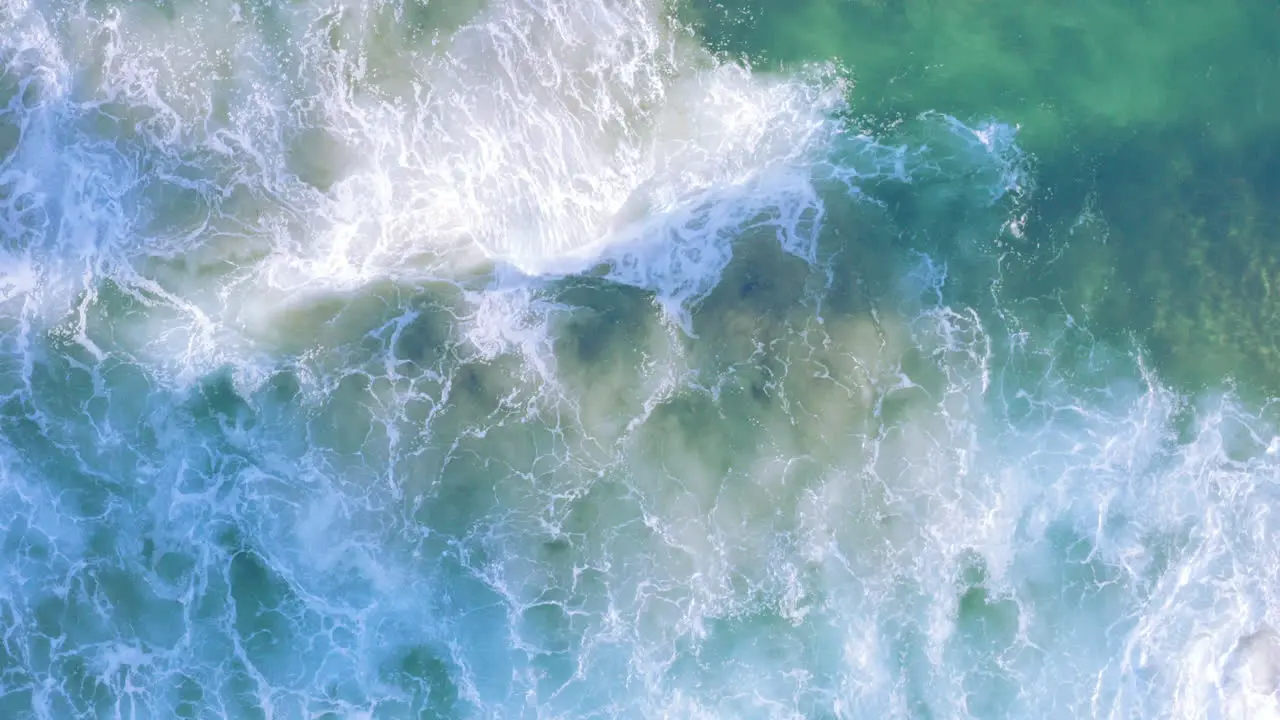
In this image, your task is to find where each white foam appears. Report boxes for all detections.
[8,0,1280,718]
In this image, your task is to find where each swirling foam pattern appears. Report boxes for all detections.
[1,0,1278,718]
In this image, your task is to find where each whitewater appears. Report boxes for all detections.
[2,0,1279,717]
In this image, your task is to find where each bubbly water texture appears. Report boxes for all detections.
[2,0,1279,718]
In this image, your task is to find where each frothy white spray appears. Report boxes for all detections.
[3,0,1280,718]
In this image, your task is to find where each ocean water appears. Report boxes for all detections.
[2,0,1279,717]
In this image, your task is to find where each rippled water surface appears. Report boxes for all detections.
[2,0,1280,717]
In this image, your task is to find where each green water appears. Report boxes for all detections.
[689,0,1280,393]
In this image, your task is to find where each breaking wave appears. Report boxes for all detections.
[1,0,1277,718]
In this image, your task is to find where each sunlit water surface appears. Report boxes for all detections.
[2,0,1280,717]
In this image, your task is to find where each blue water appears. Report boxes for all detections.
[2,0,1280,717]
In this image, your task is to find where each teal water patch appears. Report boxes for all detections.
[684,0,1278,145]
[686,0,1280,396]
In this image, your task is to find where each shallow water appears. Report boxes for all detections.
[2,0,1280,717]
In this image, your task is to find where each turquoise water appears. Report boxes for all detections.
[2,0,1280,717]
